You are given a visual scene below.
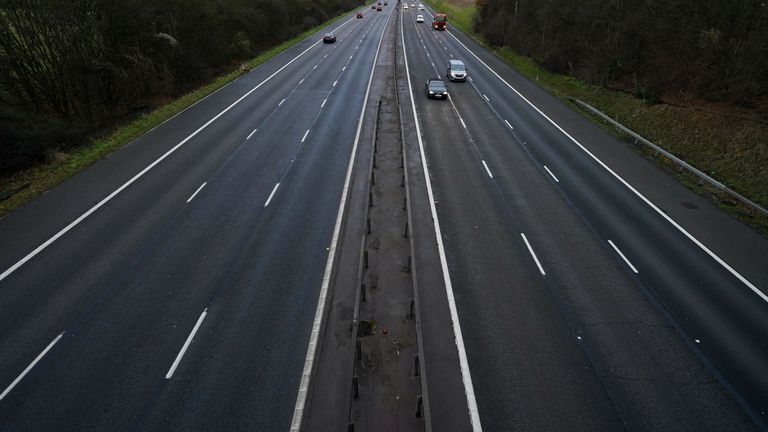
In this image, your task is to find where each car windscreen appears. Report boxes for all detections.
[429,82,447,91]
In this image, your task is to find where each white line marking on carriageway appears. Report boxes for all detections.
[279,98,286,106]
[608,240,639,274]
[0,16,358,284]
[503,119,513,129]
[321,98,327,108]
[247,128,258,139]
[186,182,207,203]
[521,233,546,276]
[165,308,207,379]
[301,129,310,143]
[483,94,489,102]
[443,25,768,303]
[481,160,493,178]
[264,183,280,207]
[0,332,64,401]
[289,8,393,431]
[400,11,483,432]
[543,165,559,183]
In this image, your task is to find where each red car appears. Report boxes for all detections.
[356,12,363,18]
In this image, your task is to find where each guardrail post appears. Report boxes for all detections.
[414,353,420,377]
[361,283,367,303]
[415,395,423,417]
[353,375,359,399]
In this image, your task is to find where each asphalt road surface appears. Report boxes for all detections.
[1,3,768,431]
[401,5,767,432]
[0,6,394,431]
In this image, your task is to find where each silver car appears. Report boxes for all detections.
[447,59,467,81]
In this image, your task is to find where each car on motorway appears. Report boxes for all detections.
[357,12,364,18]
[377,5,382,11]
[323,33,336,43]
[425,79,448,99]
[403,4,408,9]
[446,59,467,81]
[418,4,424,10]
[371,4,376,8]
[411,3,416,7]
[416,14,424,22]
[384,1,388,5]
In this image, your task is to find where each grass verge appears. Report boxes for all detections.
[425,0,768,236]
[0,9,356,218]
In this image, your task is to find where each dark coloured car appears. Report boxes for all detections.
[357,12,364,18]
[425,79,448,99]
[376,5,382,11]
[371,4,376,8]
[323,33,336,43]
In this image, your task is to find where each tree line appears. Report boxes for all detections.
[474,0,768,107]
[0,0,358,176]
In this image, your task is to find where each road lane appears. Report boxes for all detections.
[0,7,393,431]
[405,6,764,430]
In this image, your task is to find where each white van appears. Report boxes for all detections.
[446,59,467,81]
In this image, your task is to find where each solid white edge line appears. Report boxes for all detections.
[608,240,639,274]
[0,332,64,401]
[401,12,483,431]
[444,28,767,303]
[301,129,310,143]
[459,116,467,129]
[247,127,258,139]
[165,308,208,379]
[483,94,489,102]
[0,16,358,284]
[264,183,280,207]
[186,182,208,203]
[290,9,392,431]
[481,160,493,179]
[543,165,559,183]
[521,233,546,276]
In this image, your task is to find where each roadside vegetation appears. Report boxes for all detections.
[425,0,768,234]
[0,0,358,216]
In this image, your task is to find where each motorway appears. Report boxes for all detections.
[0,6,394,431]
[401,4,768,431]
[1,2,768,431]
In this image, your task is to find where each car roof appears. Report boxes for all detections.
[449,59,464,66]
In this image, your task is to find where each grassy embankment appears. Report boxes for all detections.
[426,0,768,235]
[0,9,358,218]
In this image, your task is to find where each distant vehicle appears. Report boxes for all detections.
[357,12,364,18]
[323,33,336,43]
[371,4,376,8]
[416,14,424,23]
[432,13,447,30]
[403,4,408,9]
[384,1,388,5]
[376,5,382,11]
[410,3,416,7]
[425,79,448,99]
[418,4,424,10]
[446,59,466,81]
